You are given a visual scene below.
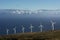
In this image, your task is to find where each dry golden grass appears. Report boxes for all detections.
[0,30,60,40]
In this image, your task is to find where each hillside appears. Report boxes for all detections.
[0,30,60,40]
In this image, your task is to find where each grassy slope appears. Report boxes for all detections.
[0,30,60,40]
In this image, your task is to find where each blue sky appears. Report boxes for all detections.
[0,0,60,10]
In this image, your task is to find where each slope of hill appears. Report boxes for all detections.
[0,30,60,40]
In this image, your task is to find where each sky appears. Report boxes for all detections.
[0,0,60,10]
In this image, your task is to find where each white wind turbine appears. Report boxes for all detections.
[13,26,16,34]
[51,20,56,31]
[6,24,10,35]
[6,29,9,35]
[39,24,43,32]
[30,24,34,33]
[22,25,25,33]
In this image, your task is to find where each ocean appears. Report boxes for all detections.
[0,13,60,35]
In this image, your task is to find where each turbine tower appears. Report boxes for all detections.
[51,20,56,31]
[39,24,43,32]
[30,24,33,33]
[6,29,9,35]
[22,25,25,33]
[13,27,16,34]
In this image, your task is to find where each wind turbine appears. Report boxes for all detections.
[6,29,9,35]
[22,25,25,33]
[6,24,10,35]
[30,24,33,33]
[13,26,16,34]
[39,24,43,32]
[51,20,56,31]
